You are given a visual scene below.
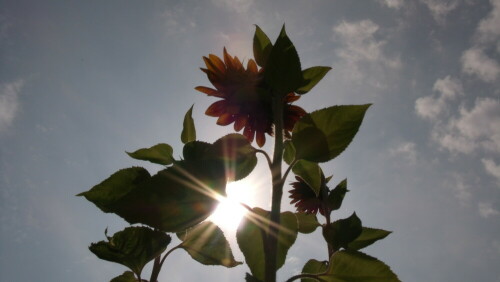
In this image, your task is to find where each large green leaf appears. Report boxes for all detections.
[347,227,392,251]
[236,208,298,281]
[253,25,272,68]
[295,212,320,234]
[264,25,302,95]
[283,140,296,165]
[292,160,322,196]
[323,250,400,281]
[126,143,174,166]
[78,161,226,232]
[292,105,371,163]
[300,259,328,282]
[110,271,137,282]
[178,221,242,267]
[327,179,348,211]
[296,66,332,95]
[89,227,171,277]
[322,212,362,251]
[181,105,196,144]
[211,134,258,181]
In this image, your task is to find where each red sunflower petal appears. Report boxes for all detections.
[284,93,300,102]
[195,86,224,97]
[255,130,266,147]
[234,115,247,131]
[223,47,236,70]
[205,100,227,117]
[243,125,255,143]
[217,113,235,125]
[247,59,258,73]
[208,54,226,73]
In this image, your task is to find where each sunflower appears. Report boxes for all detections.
[289,175,328,215]
[195,48,306,147]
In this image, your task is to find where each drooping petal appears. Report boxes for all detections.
[195,86,224,97]
[205,100,227,117]
[255,131,266,147]
[217,113,236,125]
[243,125,255,143]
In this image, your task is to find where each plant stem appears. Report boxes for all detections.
[285,273,323,282]
[265,95,285,282]
[149,243,182,282]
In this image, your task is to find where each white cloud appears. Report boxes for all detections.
[377,0,404,9]
[478,202,499,218]
[161,6,197,35]
[461,47,500,82]
[390,142,417,163]
[434,98,500,154]
[477,0,500,43]
[420,0,459,23]
[0,80,23,132]
[482,158,500,183]
[332,20,401,81]
[415,76,463,120]
[450,174,471,202]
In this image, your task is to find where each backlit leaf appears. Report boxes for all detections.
[212,134,257,181]
[126,143,174,166]
[295,212,320,234]
[89,227,171,277]
[264,25,302,95]
[110,271,137,282]
[292,105,371,163]
[322,212,362,251]
[327,179,348,211]
[178,221,242,267]
[283,140,296,165]
[296,66,331,95]
[347,227,392,251]
[181,105,196,144]
[300,259,328,282]
[236,208,298,281]
[292,160,322,196]
[253,25,272,67]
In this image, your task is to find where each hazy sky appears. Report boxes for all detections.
[1,0,499,281]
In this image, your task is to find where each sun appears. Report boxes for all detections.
[209,180,255,231]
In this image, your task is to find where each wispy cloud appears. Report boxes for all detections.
[0,80,23,132]
[482,158,500,184]
[420,0,460,23]
[161,6,197,35]
[211,0,254,14]
[478,202,499,218]
[415,76,463,120]
[389,142,417,164]
[377,0,404,9]
[461,47,500,82]
[332,19,401,82]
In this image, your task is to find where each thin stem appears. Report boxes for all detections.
[285,273,323,282]
[265,95,285,282]
[149,243,182,282]
[282,159,298,183]
[256,149,273,170]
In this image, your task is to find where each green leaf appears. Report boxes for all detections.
[327,179,348,211]
[78,162,226,232]
[110,271,137,282]
[253,25,272,68]
[245,273,264,282]
[89,227,171,277]
[283,140,296,165]
[323,250,400,281]
[181,105,196,144]
[322,212,362,251]
[126,143,174,166]
[264,25,302,95]
[292,160,322,196]
[211,134,257,181]
[292,105,371,163]
[296,66,332,95]
[178,221,242,267]
[295,212,320,234]
[300,259,328,282]
[236,208,298,281]
[347,227,392,251]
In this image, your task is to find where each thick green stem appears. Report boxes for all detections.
[265,95,285,282]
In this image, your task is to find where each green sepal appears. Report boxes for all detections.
[292,105,371,163]
[264,25,302,95]
[300,259,328,282]
[322,212,362,251]
[327,179,348,211]
[126,143,174,166]
[347,227,392,251]
[253,25,273,68]
[236,208,298,281]
[177,221,242,267]
[181,105,196,144]
[292,160,323,196]
[89,227,171,277]
[295,212,320,234]
[296,66,332,95]
[110,271,137,282]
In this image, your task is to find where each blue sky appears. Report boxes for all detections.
[1,0,499,281]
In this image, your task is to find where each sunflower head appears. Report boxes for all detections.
[196,48,306,147]
[289,175,329,215]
